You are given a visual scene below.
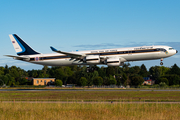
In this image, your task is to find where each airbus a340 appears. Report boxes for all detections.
[5,34,178,68]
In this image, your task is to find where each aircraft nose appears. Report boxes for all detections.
[176,50,178,53]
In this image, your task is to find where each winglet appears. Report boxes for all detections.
[50,46,58,52]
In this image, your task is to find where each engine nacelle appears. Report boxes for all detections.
[84,55,100,64]
[105,58,121,66]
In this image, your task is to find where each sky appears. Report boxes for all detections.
[0,0,180,70]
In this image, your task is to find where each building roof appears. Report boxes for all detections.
[146,80,153,81]
[33,78,55,79]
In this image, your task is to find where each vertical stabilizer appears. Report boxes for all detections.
[9,34,40,55]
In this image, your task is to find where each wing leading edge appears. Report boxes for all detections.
[50,46,85,58]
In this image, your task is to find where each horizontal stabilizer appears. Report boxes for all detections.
[4,55,30,61]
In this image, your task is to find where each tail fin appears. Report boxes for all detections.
[9,34,40,55]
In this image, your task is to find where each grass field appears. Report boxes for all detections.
[0,102,180,120]
[0,90,180,119]
[0,91,180,102]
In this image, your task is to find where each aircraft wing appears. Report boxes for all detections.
[4,55,30,61]
[50,46,85,58]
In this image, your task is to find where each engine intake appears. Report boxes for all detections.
[84,55,100,64]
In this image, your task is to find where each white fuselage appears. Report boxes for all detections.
[20,45,177,66]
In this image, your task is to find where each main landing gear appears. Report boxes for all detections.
[87,66,94,72]
[160,58,163,65]
[87,65,97,72]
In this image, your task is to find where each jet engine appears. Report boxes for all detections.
[105,58,121,66]
[84,55,100,64]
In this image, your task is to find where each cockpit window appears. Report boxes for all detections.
[169,48,174,50]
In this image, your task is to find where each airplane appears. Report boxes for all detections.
[5,34,178,70]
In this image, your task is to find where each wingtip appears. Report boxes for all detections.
[50,46,57,51]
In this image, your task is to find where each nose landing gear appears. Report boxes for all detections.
[160,58,163,65]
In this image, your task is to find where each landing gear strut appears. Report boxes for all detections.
[87,65,97,72]
[160,58,163,65]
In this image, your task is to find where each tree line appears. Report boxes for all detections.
[0,63,180,87]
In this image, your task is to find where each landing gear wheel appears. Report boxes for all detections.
[160,62,163,65]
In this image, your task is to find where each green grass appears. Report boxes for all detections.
[1,91,180,102]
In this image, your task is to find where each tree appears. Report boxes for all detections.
[38,73,45,78]
[0,74,9,85]
[128,67,136,75]
[158,78,169,85]
[0,67,4,75]
[123,63,130,73]
[149,66,162,80]
[5,74,15,86]
[162,74,180,85]
[170,64,180,75]
[129,66,140,75]
[54,68,65,81]
[93,76,103,86]
[63,66,74,84]
[78,77,87,87]
[108,75,117,85]
[116,75,121,86]
[139,64,148,77]
[19,78,28,85]
[121,73,127,85]
[9,66,20,80]
[55,79,63,87]
[98,66,106,78]
[41,66,49,78]
[85,70,99,86]
[131,75,144,86]
[106,67,115,76]
[159,82,168,87]
[132,66,141,74]
[4,65,9,75]
[160,66,170,76]
[103,76,110,85]
[28,70,38,77]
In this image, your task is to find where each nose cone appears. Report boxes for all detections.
[176,50,178,53]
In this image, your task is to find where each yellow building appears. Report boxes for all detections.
[33,78,55,86]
